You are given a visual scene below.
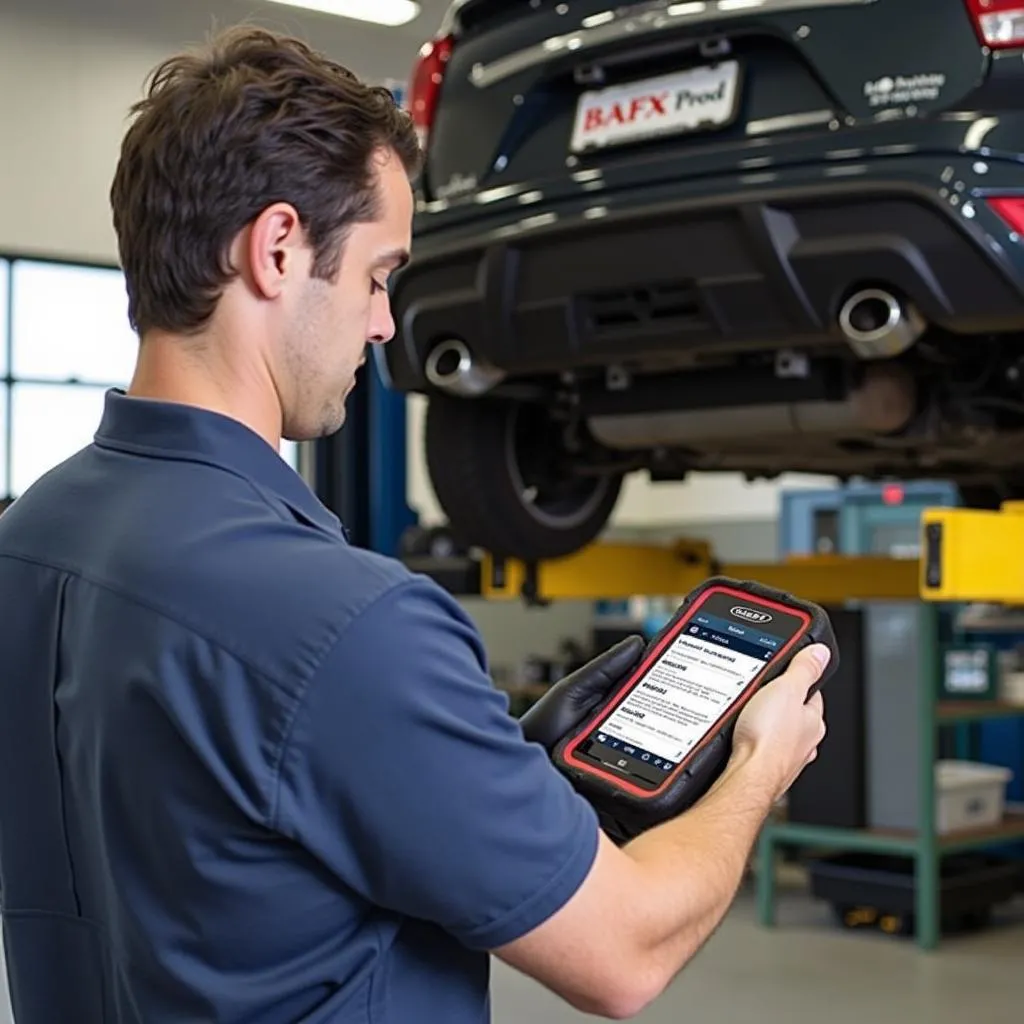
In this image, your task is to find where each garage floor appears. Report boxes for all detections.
[491,877,1024,1024]
[0,877,1018,1022]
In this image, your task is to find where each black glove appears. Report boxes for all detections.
[519,635,646,751]
[520,634,664,846]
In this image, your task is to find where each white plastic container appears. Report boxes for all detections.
[935,761,1013,834]
[1001,670,1024,706]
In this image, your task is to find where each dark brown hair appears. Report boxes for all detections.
[110,25,421,337]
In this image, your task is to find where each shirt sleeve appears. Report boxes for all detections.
[273,575,600,951]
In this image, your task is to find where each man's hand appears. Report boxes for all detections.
[518,635,646,751]
[731,642,830,800]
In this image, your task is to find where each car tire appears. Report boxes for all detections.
[424,394,624,561]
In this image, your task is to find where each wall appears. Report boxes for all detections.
[0,15,140,261]
[0,1,431,262]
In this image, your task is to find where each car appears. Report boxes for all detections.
[379,0,1024,563]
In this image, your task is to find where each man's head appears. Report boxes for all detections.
[110,26,421,440]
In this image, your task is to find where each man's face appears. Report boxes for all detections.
[280,147,413,441]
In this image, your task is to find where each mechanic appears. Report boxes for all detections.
[0,26,828,1024]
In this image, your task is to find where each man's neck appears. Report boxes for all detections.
[127,331,283,451]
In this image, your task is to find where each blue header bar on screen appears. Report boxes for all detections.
[690,612,782,650]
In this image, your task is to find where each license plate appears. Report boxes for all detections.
[569,60,742,153]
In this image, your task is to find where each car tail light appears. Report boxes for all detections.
[408,35,454,150]
[988,196,1024,234]
[964,0,1024,48]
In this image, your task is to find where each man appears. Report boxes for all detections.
[0,26,827,1024]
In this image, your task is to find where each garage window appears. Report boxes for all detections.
[11,260,139,386]
[0,256,298,501]
[0,260,8,501]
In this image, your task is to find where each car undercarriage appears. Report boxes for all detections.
[384,0,1024,561]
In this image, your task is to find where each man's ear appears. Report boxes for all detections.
[247,202,306,300]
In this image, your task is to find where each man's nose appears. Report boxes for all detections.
[369,305,396,345]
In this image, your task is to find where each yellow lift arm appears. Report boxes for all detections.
[920,500,1024,603]
[480,539,921,605]
[478,499,1024,606]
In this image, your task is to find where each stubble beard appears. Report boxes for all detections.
[280,283,349,441]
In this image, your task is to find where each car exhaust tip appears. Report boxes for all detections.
[838,288,926,359]
[424,339,505,397]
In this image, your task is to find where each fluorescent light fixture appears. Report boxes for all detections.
[265,0,421,27]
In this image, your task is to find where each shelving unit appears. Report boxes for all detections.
[756,600,1024,950]
[937,701,1024,723]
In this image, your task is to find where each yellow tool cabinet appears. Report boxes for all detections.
[921,500,1024,604]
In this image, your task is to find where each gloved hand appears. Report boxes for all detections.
[519,634,653,846]
[519,635,646,752]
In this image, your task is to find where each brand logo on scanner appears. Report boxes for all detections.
[730,606,773,624]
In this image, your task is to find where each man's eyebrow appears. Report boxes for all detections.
[374,248,410,270]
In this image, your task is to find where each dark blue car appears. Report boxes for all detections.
[381,0,1024,561]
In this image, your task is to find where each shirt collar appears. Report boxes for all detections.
[93,389,344,539]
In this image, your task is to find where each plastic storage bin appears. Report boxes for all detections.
[936,761,1013,834]
[1001,670,1024,706]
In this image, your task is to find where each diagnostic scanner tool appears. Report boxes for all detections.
[552,576,839,837]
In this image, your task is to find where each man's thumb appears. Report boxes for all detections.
[785,644,831,688]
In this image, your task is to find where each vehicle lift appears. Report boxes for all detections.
[312,363,1024,951]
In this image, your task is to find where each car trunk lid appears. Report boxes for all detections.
[416,0,991,203]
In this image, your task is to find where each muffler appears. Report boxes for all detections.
[838,287,926,359]
[424,339,505,397]
[586,363,916,450]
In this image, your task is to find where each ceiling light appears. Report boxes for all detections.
[265,0,421,27]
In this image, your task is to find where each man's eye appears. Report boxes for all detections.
[371,279,387,294]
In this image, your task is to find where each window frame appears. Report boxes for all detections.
[9,257,140,387]
[1,257,9,499]
[0,250,302,500]
[1,251,131,500]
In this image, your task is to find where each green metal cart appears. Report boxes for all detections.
[755,602,1024,950]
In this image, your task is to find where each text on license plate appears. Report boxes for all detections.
[570,61,741,153]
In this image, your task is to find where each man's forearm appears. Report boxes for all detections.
[618,742,780,987]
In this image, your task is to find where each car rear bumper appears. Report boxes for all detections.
[383,151,1024,392]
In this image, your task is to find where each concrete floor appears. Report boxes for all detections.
[0,878,1018,1022]
[492,878,1024,1024]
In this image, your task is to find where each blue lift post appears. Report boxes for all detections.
[313,70,418,560]
[313,355,418,556]
[367,354,418,555]
[314,76,420,556]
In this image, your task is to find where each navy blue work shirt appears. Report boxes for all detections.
[0,390,599,1024]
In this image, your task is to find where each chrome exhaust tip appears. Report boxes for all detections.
[838,288,926,359]
[424,339,505,397]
